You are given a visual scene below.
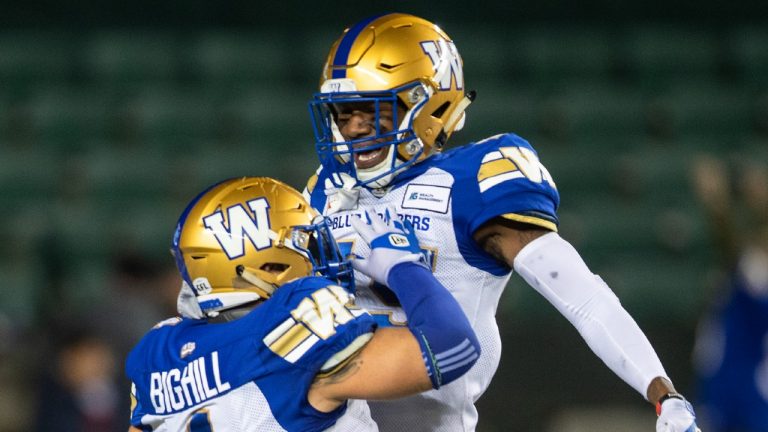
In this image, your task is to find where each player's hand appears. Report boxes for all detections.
[349,210,426,285]
[326,172,360,214]
[656,396,701,432]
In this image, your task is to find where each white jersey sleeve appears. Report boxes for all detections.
[514,232,668,398]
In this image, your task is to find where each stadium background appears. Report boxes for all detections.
[1,0,766,430]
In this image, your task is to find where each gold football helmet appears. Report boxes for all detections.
[309,13,475,188]
[171,177,352,317]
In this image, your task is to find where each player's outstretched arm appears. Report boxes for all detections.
[474,218,700,431]
[308,326,431,411]
[308,211,481,411]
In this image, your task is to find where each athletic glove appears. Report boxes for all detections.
[349,210,426,285]
[656,394,701,432]
[325,173,360,214]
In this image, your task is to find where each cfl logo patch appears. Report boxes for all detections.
[192,277,212,295]
[389,234,409,247]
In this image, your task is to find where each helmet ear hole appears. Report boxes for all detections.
[431,102,450,119]
[260,263,289,274]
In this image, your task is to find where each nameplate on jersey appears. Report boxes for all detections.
[149,351,231,414]
[401,184,451,214]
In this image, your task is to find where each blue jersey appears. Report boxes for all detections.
[126,277,378,432]
[305,133,559,432]
[696,268,768,431]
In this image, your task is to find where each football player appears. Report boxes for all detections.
[125,177,480,431]
[305,13,700,432]
[691,156,768,431]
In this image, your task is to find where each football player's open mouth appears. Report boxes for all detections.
[354,145,389,170]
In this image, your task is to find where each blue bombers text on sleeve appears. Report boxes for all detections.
[387,262,480,388]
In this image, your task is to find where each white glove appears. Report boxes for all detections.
[656,396,701,432]
[349,210,427,285]
[325,173,360,214]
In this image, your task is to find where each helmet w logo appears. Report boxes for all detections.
[420,40,464,91]
[203,198,272,259]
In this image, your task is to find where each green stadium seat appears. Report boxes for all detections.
[729,25,768,87]
[535,136,619,196]
[82,31,180,84]
[293,28,343,83]
[592,251,708,321]
[609,142,696,203]
[540,84,647,141]
[621,25,720,89]
[79,146,171,207]
[0,31,77,91]
[450,27,513,87]
[0,148,61,207]
[514,27,616,88]
[0,258,43,326]
[651,82,753,140]
[119,85,217,150]
[217,84,309,136]
[566,193,708,259]
[187,31,291,86]
[24,85,114,151]
[461,84,540,138]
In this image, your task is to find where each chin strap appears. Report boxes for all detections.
[236,265,277,297]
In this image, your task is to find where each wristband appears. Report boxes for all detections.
[655,392,685,416]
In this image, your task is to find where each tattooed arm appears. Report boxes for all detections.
[307,327,430,412]
[473,217,551,266]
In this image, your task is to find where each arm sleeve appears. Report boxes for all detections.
[513,232,667,399]
[387,262,481,389]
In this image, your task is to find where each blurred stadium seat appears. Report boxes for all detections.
[0,31,77,91]
[651,82,753,140]
[82,31,181,84]
[23,85,114,151]
[621,25,721,89]
[187,31,291,86]
[729,25,768,86]
[514,27,617,88]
